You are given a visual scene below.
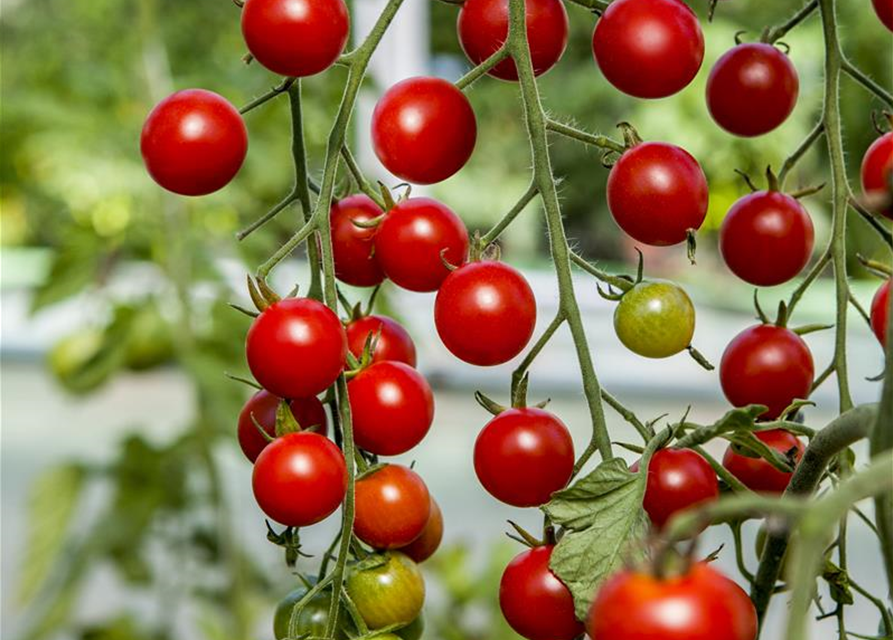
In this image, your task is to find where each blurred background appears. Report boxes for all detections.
[2,0,892,638]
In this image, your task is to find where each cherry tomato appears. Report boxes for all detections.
[720,191,815,286]
[240,0,349,77]
[499,545,583,640]
[399,498,444,563]
[633,448,719,530]
[246,297,347,399]
[273,586,347,640]
[457,0,569,81]
[607,142,709,246]
[374,197,469,292]
[587,562,758,640]
[346,552,426,630]
[237,389,328,463]
[871,279,891,348]
[434,261,537,366]
[396,617,424,640]
[371,77,477,185]
[252,432,347,526]
[474,408,575,507]
[355,465,432,550]
[707,43,799,137]
[614,281,695,358]
[592,0,704,99]
[348,362,435,456]
[331,195,385,287]
[872,0,893,31]
[860,132,893,220]
[722,429,805,494]
[141,89,247,196]
[720,325,814,420]
[346,315,417,367]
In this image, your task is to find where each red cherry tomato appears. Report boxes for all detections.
[346,315,417,367]
[354,465,432,549]
[237,389,328,463]
[871,279,891,348]
[240,0,349,77]
[246,298,347,399]
[399,498,444,563]
[348,361,435,456]
[331,195,385,287]
[499,545,584,640]
[457,0,568,81]
[607,142,709,246]
[720,325,814,420]
[707,43,799,137]
[860,132,893,220]
[252,432,347,526]
[633,448,719,530]
[371,77,477,185]
[474,408,575,508]
[722,429,805,494]
[434,261,537,366]
[374,197,469,292]
[872,0,893,31]
[141,89,247,196]
[719,190,815,286]
[592,0,704,99]
[588,562,758,640]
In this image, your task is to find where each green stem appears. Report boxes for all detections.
[239,77,296,115]
[601,389,653,441]
[787,249,831,317]
[479,182,539,247]
[511,311,566,399]
[570,251,634,292]
[564,0,611,12]
[778,119,825,190]
[456,46,510,90]
[841,57,893,108]
[545,119,626,154]
[340,145,387,209]
[763,0,819,43]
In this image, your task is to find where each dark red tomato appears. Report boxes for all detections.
[607,142,709,246]
[246,298,347,399]
[633,448,719,530]
[871,279,891,348]
[240,0,349,77]
[400,498,444,563]
[722,429,805,494]
[346,315,417,367]
[237,390,328,463]
[371,77,477,185]
[457,0,569,81]
[355,465,432,549]
[719,190,815,286]
[499,546,583,640]
[434,261,536,366]
[707,43,799,137]
[141,89,247,196]
[860,132,893,220]
[587,563,758,640]
[720,325,814,420]
[592,0,704,99]
[331,195,385,287]
[374,197,469,292]
[252,432,347,526]
[872,0,893,31]
[474,408,575,507]
[348,361,435,456]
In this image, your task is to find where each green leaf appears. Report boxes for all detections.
[543,458,649,619]
[30,228,109,313]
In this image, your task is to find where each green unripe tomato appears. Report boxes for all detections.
[124,304,174,371]
[273,586,347,640]
[613,280,695,358]
[47,329,109,394]
[397,616,424,640]
[346,552,426,630]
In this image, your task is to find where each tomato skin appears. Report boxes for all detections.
[355,465,432,549]
[434,261,537,366]
[246,298,347,399]
[273,586,347,640]
[860,132,893,220]
[592,0,704,99]
[348,361,435,456]
[252,432,347,526]
[871,279,891,348]
[237,390,328,463]
[399,498,444,563]
[240,0,349,77]
[374,197,469,292]
[371,77,477,185]
[614,281,695,358]
[499,545,583,640]
[720,325,814,420]
[634,448,719,530]
[346,315,417,368]
[607,142,709,246]
[707,43,799,137]
[457,0,569,81]
[346,552,426,630]
[722,429,805,494]
[587,563,758,640]
[872,0,893,31]
[720,191,815,286]
[141,90,247,196]
[331,195,385,287]
[474,408,575,507]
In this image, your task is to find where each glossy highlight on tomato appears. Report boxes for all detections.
[860,132,893,220]
[346,552,426,630]
[635,448,719,530]
[237,389,327,463]
[399,498,444,563]
[355,465,432,549]
[614,281,695,358]
[871,279,891,348]
[331,195,385,287]
[141,89,247,196]
[722,429,805,494]
[346,315,417,367]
